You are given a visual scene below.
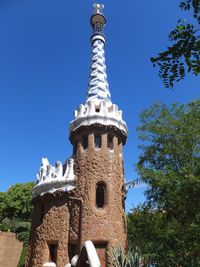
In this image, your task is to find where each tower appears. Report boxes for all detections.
[69,3,127,265]
[26,4,127,267]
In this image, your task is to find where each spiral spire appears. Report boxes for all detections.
[86,3,111,103]
[69,4,127,136]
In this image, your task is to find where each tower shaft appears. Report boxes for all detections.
[26,4,128,267]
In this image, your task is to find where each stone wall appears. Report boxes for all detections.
[27,125,127,267]
[0,231,23,267]
[71,126,127,261]
[26,193,71,267]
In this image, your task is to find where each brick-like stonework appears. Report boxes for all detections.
[27,5,128,265]
[26,126,127,267]
[26,193,71,267]
[71,127,127,252]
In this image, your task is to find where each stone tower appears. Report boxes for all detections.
[69,3,127,265]
[26,4,127,267]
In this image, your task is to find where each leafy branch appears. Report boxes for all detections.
[151,0,200,88]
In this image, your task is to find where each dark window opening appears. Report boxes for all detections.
[118,138,122,146]
[122,193,125,210]
[96,108,100,112]
[68,243,78,261]
[95,135,101,148]
[79,247,90,267]
[96,183,106,208]
[48,243,58,263]
[82,135,88,150]
[107,135,114,150]
[40,204,45,224]
[73,141,77,154]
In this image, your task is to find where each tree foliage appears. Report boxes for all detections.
[0,192,6,221]
[151,0,200,88]
[0,182,34,267]
[137,100,200,217]
[128,206,200,267]
[0,182,35,222]
[128,100,200,266]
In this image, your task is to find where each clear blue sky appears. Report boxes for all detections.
[0,0,199,211]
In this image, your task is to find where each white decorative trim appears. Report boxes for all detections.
[32,158,75,198]
[70,99,127,134]
[83,241,101,267]
[43,263,56,267]
[86,38,111,103]
[70,29,127,135]
[91,34,105,44]
[93,3,104,15]
[74,241,101,267]
[71,255,79,266]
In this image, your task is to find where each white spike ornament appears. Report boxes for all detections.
[86,38,111,103]
[69,4,127,135]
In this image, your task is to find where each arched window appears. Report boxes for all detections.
[96,182,106,208]
[107,135,113,150]
[95,134,101,148]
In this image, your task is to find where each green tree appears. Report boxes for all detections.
[0,182,35,267]
[128,100,200,266]
[1,182,35,222]
[127,207,200,266]
[151,0,200,88]
[0,192,6,221]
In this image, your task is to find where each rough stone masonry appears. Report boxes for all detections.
[26,4,128,267]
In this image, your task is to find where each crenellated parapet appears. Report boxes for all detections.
[69,3,127,138]
[70,99,127,135]
[32,158,75,198]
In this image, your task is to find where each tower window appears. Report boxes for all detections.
[95,134,101,148]
[95,105,101,113]
[82,135,88,150]
[107,135,113,150]
[40,203,45,224]
[118,138,122,146]
[73,141,77,154]
[96,182,106,208]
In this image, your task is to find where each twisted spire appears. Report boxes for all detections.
[69,4,127,136]
[86,3,111,103]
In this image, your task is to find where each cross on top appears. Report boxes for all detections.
[93,3,104,14]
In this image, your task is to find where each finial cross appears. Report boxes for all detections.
[93,3,104,14]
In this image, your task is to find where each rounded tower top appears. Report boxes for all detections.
[69,4,127,139]
[90,3,106,39]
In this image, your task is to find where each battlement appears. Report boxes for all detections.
[70,100,127,134]
[32,158,75,198]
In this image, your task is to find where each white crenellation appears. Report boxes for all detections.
[70,22,127,135]
[32,158,75,198]
[70,99,127,134]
